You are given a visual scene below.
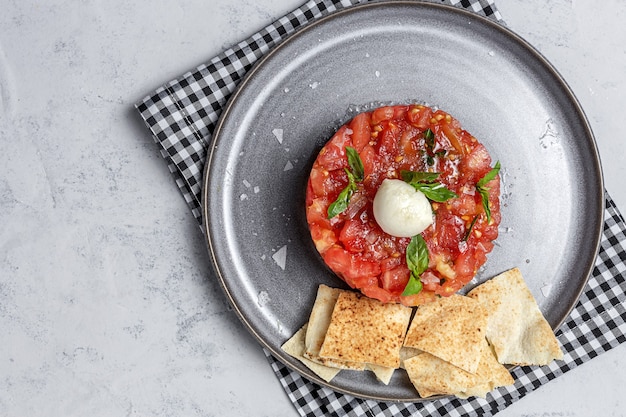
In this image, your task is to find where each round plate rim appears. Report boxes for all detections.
[201,0,605,402]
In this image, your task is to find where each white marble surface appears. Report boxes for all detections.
[1,1,625,416]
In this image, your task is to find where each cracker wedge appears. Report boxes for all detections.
[404,352,479,398]
[457,342,515,399]
[304,285,365,370]
[404,294,488,374]
[304,285,341,358]
[319,290,412,369]
[399,346,423,369]
[288,285,412,382]
[404,338,513,398]
[467,267,563,366]
[281,324,341,382]
[365,364,396,385]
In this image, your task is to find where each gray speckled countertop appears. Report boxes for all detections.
[1,1,625,416]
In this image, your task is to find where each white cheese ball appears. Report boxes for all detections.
[373,179,433,238]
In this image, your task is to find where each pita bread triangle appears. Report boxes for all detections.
[318,289,412,369]
[281,324,341,382]
[467,267,563,366]
[403,294,488,374]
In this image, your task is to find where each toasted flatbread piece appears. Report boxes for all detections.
[303,285,365,370]
[309,355,366,370]
[305,284,342,358]
[399,346,423,369]
[457,342,514,399]
[403,294,488,374]
[404,352,479,398]
[281,324,341,382]
[366,364,395,385]
[404,339,513,398]
[319,290,412,369]
[467,267,564,366]
[303,284,365,371]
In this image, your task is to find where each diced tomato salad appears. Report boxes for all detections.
[305,104,501,306]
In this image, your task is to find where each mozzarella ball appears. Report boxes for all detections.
[373,179,433,238]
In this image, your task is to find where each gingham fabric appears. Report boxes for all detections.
[135,1,626,416]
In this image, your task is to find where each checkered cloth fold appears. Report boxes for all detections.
[135,1,626,415]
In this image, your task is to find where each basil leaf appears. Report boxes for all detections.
[327,182,355,219]
[401,170,457,202]
[402,235,429,296]
[344,166,356,184]
[478,188,492,223]
[413,182,458,203]
[326,147,364,219]
[400,170,440,184]
[345,146,364,182]
[401,273,423,297]
[463,215,479,241]
[477,160,501,188]
[406,234,429,275]
[424,128,435,150]
[476,161,501,223]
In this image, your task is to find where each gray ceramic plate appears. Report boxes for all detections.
[202,2,604,402]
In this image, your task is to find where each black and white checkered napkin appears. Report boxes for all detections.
[136,1,626,415]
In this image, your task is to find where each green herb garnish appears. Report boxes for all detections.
[401,170,458,203]
[345,146,364,182]
[463,215,479,241]
[424,128,436,165]
[402,235,429,296]
[401,171,440,183]
[327,147,364,219]
[476,161,501,223]
[327,170,357,219]
[424,128,435,150]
